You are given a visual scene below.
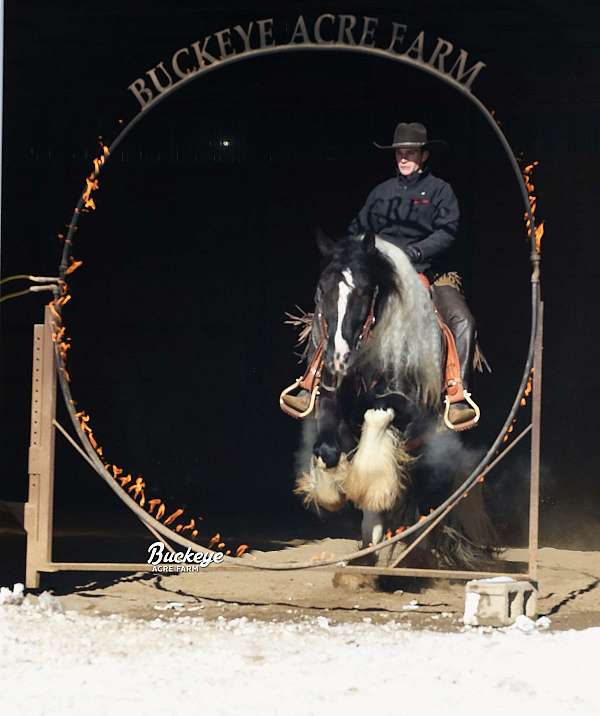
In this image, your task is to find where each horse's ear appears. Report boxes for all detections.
[362,231,377,255]
[315,228,336,258]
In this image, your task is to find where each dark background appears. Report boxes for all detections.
[1,1,598,548]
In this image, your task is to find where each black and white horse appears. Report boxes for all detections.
[295,232,494,567]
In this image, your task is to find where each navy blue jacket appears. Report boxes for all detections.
[347,169,459,273]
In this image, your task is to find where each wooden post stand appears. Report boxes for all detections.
[23,306,57,588]
[8,307,153,588]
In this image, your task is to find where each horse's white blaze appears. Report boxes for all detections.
[334,269,354,369]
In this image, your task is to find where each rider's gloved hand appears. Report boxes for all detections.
[403,244,423,264]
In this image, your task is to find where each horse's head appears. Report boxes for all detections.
[315,232,393,383]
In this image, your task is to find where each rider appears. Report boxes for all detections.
[347,122,479,429]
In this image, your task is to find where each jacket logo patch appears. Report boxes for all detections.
[411,198,430,205]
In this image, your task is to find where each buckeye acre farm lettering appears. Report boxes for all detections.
[128,14,486,111]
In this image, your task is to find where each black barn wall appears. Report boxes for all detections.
[1,1,598,544]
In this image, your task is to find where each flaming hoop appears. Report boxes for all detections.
[26,35,543,580]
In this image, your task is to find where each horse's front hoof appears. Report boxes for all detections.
[313,441,341,469]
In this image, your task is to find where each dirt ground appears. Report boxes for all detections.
[62,545,600,630]
[2,506,599,630]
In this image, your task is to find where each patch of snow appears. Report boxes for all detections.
[463,591,481,625]
[36,591,64,613]
[0,583,24,605]
[0,585,597,716]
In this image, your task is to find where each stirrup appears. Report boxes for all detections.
[443,391,481,432]
[280,379,320,419]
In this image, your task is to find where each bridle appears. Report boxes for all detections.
[279,283,379,418]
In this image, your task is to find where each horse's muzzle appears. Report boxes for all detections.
[324,357,348,389]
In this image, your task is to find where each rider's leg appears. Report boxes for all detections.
[431,284,477,424]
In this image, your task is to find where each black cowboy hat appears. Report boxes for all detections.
[373,122,447,150]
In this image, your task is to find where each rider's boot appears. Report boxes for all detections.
[432,284,478,428]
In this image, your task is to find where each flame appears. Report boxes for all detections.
[156,504,166,521]
[235,544,249,557]
[128,477,146,506]
[65,257,83,275]
[208,533,220,548]
[81,143,109,211]
[164,508,184,526]
[522,160,544,252]
[48,302,61,321]
[56,294,72,307]
[148,499,161,514]
[395,526,406,535]
[385,529,393,540]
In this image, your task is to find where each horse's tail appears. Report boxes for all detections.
[432,486,499,569]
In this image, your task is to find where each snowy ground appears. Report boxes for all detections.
[1,593,598,716]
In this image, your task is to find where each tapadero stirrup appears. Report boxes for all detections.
[279,342,324,419]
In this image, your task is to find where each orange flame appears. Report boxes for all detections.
[128,477,146,506]
[235,544,249,557]
[65,257,83,275]
[81,143,108,211]
[148,499,161,514]
[164,508,184,526]
[522,160,544,252]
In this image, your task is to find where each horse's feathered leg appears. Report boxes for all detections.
[312,392,342,468]
[294,394,351,512]
[294,453,349,513]
[344,408,413,512]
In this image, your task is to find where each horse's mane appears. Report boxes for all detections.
[353,236,442,408]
